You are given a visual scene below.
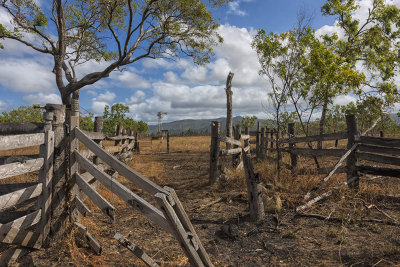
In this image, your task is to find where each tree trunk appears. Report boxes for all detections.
[225,72,234,149]
[318,100,328,150]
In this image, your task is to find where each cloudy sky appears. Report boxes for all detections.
[0,0,395,124]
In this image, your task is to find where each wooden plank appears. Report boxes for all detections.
[240,135,250,140]
[0,209,42,249]
[0,122,44,135]
[81,130,106,140]
[73,222,102,255]
[155,192,205,267]
[303,143,358,201]
[290,148,346,157]
[37,129,54,245]
[72,196,92,216]
[0,182,38,195]
[356,152,400,166]
[218,136,241,146]
[219,147,242,156]
[0,247,31,266]
[105,145,121,154]
[107,136,134,141]
[0,158,44,180]
[74,128,166,196]
[80,149,95,159]
[114,232,160,267]
[75,173,115,219]
[0,183,42,212]
[358,136,400,148]
[0,133,45,151]
[358,144,400,157]
[280,131,348,144]
[357,165,400,178]
[74,151,174,235]
[164,187,213,266]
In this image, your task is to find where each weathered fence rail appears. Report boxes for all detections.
[0,111,54,265]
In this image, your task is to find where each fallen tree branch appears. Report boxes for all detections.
[303,117,381,201]
[296,176,358,212]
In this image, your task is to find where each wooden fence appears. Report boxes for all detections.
[0,112,54,264]
[209,121,264,221]
[0,102,211,266]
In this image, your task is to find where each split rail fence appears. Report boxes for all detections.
[0,102,211,267]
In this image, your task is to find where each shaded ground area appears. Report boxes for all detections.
[15,136,400,266]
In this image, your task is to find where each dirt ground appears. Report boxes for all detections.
[7,136,400,266]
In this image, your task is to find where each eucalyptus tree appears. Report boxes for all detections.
[0,0,228,104]
[321,0,400,107]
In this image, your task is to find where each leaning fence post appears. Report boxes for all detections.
[288,123,297,171]
[38,110,54,246]
[242,148,264,221]
[210,121,221,185]
[346,114,359,188]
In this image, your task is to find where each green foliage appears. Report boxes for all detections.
[239,115,257,129]
[0,0,228,103]
[321,0,400,106]
[79,113,94,131]
[102,103,149,136]
[0,105,44,122]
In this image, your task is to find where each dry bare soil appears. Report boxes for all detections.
[10,136,400,266]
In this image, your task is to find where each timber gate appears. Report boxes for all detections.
[0,103,212,267]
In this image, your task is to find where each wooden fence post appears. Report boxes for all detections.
[244,127,250,149]
[69,99,80,222]
[167,131,170,154]
[210,121,221,185]
[93,116,103,165]
[233,125,241,167]
[45,103,67,237]
[134,132,140,153]
[242,149,264,221]
[346,114,359,188]
[270,130,274,149]
[380,130,384,137]
[260,127,266,158]
[38,111,54,246]
[115,124,123,146]
[256,122,260,156]
[288,122,297,171]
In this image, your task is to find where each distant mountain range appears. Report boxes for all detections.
[149,113,400,134]
[148,116,266,134]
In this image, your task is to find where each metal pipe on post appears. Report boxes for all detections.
[209,121,221,185]
[346,114,359,189]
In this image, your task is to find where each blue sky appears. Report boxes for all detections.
[0,0,393,124]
